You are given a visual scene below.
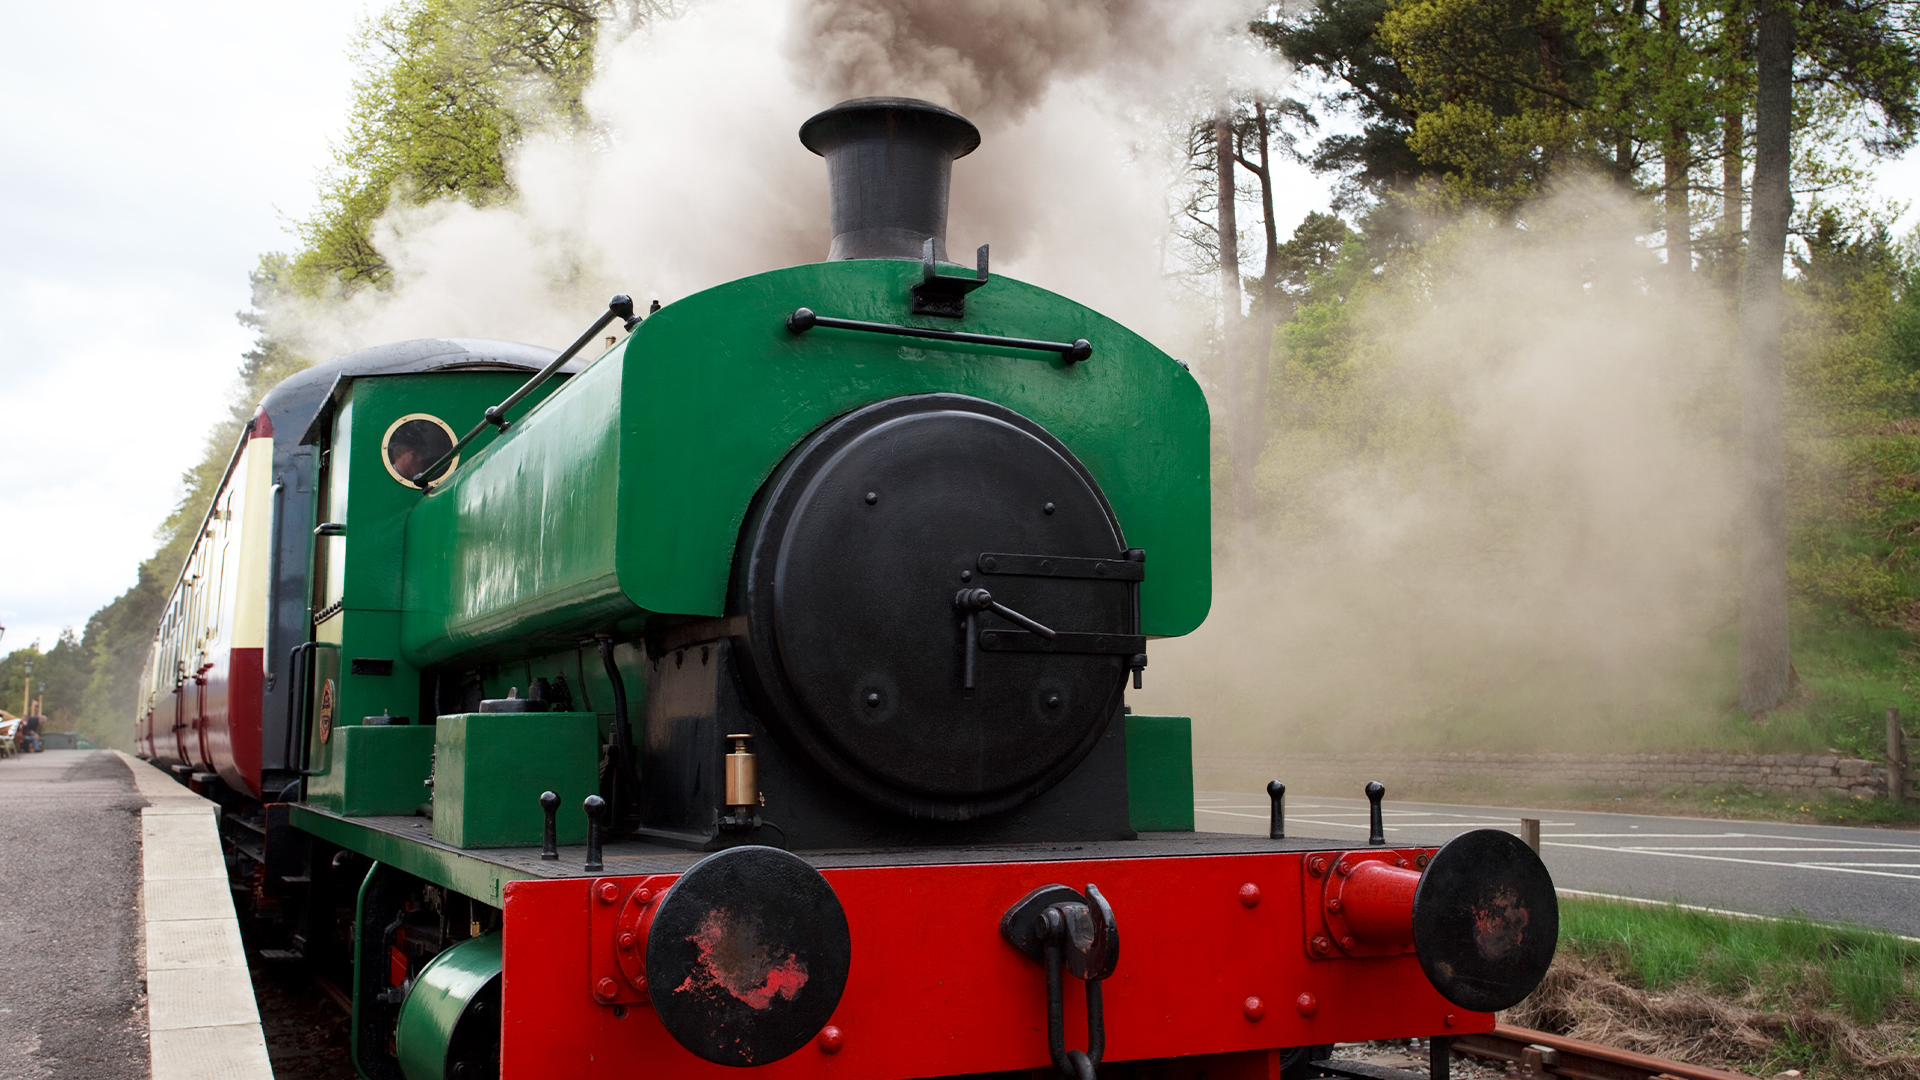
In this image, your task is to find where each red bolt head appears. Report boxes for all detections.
[1326,896,1342,912]
[1340,936,1357,951]
[596,977,619,1000]
[1310,935,1332,956]
[1395,858,1409,868]
[1307,856,1327,877]
[618,932,635,951]
[1444,1013,1456,1027]
[1296,992,1319,1017]
[1243,996,1265,1021]
[1416,852,1431,869]
[598,881,621,903]
[636,887,652,903]
[1336,860,1352,876]
[1238,883,1261,908]
[817,1025,844,1054]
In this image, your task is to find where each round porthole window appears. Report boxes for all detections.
[382,414,457,489]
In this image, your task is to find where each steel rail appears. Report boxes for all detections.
[1452,1022,1762,1080]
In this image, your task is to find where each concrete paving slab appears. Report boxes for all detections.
[141,820,228,879]
[147,919,248,971]
[118,757,196,800]
[146,967,265,1031]
[141,811,220,843]
[142,873,238,917]
[150,1023,274,1080]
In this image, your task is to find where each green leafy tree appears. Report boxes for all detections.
[0,644,44,721]
[287,0,614,295]
[1253,0,1436,208]
[1739,0,1920,713]
[1375,0,1615,209]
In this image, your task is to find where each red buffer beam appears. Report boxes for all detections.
[498,850,1489,1080]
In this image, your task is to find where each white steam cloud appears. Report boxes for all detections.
[274,0,1283,357]
[274,1,1741,757]
[1132,185,1740,755]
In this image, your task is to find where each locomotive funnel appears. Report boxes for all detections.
[800,97,980,262]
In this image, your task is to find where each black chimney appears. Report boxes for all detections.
[800,97,980,262]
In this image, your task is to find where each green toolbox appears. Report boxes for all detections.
[307,724,436,817]
[431,711,600,848]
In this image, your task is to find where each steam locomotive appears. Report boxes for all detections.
[138,97,1557,1080]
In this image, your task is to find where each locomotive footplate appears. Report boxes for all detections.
[291,803,1375,890]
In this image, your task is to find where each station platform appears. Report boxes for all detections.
[0,749,272,1079]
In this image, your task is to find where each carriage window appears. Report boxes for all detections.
[382,414,458,489]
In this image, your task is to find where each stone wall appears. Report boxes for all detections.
[1194,751,1890,802]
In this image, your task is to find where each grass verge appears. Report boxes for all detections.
[1509,896,1920,1078]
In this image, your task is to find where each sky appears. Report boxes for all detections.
[0,0,1916,659]
[0,0,367,655]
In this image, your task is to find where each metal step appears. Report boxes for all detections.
[224,814,267,837]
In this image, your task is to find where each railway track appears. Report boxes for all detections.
[1452,1023,1759,1080]
[1312,1024,1760,1080]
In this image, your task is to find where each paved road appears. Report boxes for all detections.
[0,751,148,1079]
[1197,790,1920,937]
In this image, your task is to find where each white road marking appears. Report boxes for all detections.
[1197,808,1568,826]
[1209,813,1395,832]
[1547,832,1750,839]
[1195,809,1540,830]
[1541,833,1920,848]
[1632,846,1920,854]
[1544,841,1920,882]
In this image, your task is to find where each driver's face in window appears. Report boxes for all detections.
[387,419,454,484]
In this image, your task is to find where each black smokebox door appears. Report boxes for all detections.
[742,394,1132,818]
[645,846,851,1066]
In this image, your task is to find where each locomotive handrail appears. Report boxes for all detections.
[412,294,641,487]
[785,308,1093,364]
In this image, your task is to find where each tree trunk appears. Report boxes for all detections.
[1665,123,1692,287]
[1658,0,1690,288]
[1246,103,1278,517]
[1254,103,1281,304]
[1737,0,1793,715]
[1721,108,1743,275]
[1216,113,1254,522]
[1215,113,1240,315]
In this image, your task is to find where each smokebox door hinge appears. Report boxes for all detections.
[911,239,990,318]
